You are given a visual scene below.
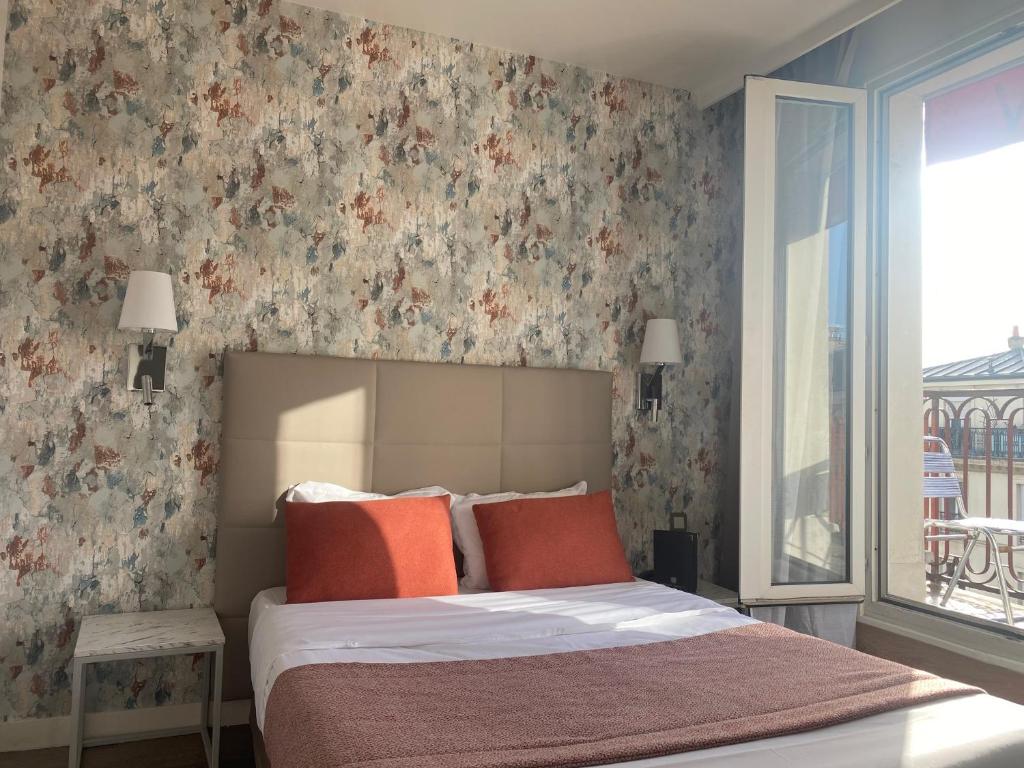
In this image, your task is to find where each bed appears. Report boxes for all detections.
[215,352,1024,768]
[247,581,1024,768]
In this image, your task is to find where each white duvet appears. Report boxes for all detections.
[249,580,1024,767]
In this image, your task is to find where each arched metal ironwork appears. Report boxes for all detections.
[923,389,1024,595]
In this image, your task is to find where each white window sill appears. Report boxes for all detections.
[860,599,1024,675]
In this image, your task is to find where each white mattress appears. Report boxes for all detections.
[249,580,1024,767]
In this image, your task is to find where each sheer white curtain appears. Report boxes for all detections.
[771,97,850,589]
[750,604,858,647]
[759,85,857,646]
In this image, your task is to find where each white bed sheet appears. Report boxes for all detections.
[249,580,1024,768]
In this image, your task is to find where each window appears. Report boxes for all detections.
[881,36,1024,634]
[740,77,867,606]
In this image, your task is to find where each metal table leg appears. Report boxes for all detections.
[198,647,222,768]
[980,528,1015,624]
[941,531,980,607]
[200,650,212,765]
[211,646,223,768]
[68,658,86,768]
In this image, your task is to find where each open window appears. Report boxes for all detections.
[881,36,1024,633]
[740,77,868,607]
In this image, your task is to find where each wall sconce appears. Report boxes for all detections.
[637,318,682,423]
[118,271,178,406]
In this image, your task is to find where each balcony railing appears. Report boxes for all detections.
[922,389,1024,599]
[946,422,1024,460]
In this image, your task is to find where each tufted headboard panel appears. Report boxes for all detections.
[214,351,613,700]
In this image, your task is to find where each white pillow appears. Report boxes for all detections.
[283,481,455,505]
[452,481,588,589]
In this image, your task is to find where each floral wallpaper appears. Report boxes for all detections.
[0,0,740,722]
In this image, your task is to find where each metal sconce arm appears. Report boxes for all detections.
[636,363,666,423]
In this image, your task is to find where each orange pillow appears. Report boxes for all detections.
[286,495,457,603]
[472,490,633,591]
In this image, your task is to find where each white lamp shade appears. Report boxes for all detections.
[118,271,178,332]
[640,319,682,364]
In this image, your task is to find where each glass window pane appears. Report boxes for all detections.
[771,97,852,585]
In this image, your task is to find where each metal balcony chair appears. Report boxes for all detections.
[922,435,967,536]
[922,436,1024,624]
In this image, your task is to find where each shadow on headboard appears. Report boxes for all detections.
[214,351,613,700]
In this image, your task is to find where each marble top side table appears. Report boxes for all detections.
[69,607,224,768]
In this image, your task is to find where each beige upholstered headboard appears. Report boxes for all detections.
[215,351,613,700]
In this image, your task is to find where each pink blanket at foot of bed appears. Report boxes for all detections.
[263,621,981,768]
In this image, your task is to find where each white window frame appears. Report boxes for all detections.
[739,76,868,606]
[876,34,1024,631]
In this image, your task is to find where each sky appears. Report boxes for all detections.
[921,140,1024,367]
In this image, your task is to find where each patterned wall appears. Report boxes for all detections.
[0,0,739,721]
[690,91,744,588]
